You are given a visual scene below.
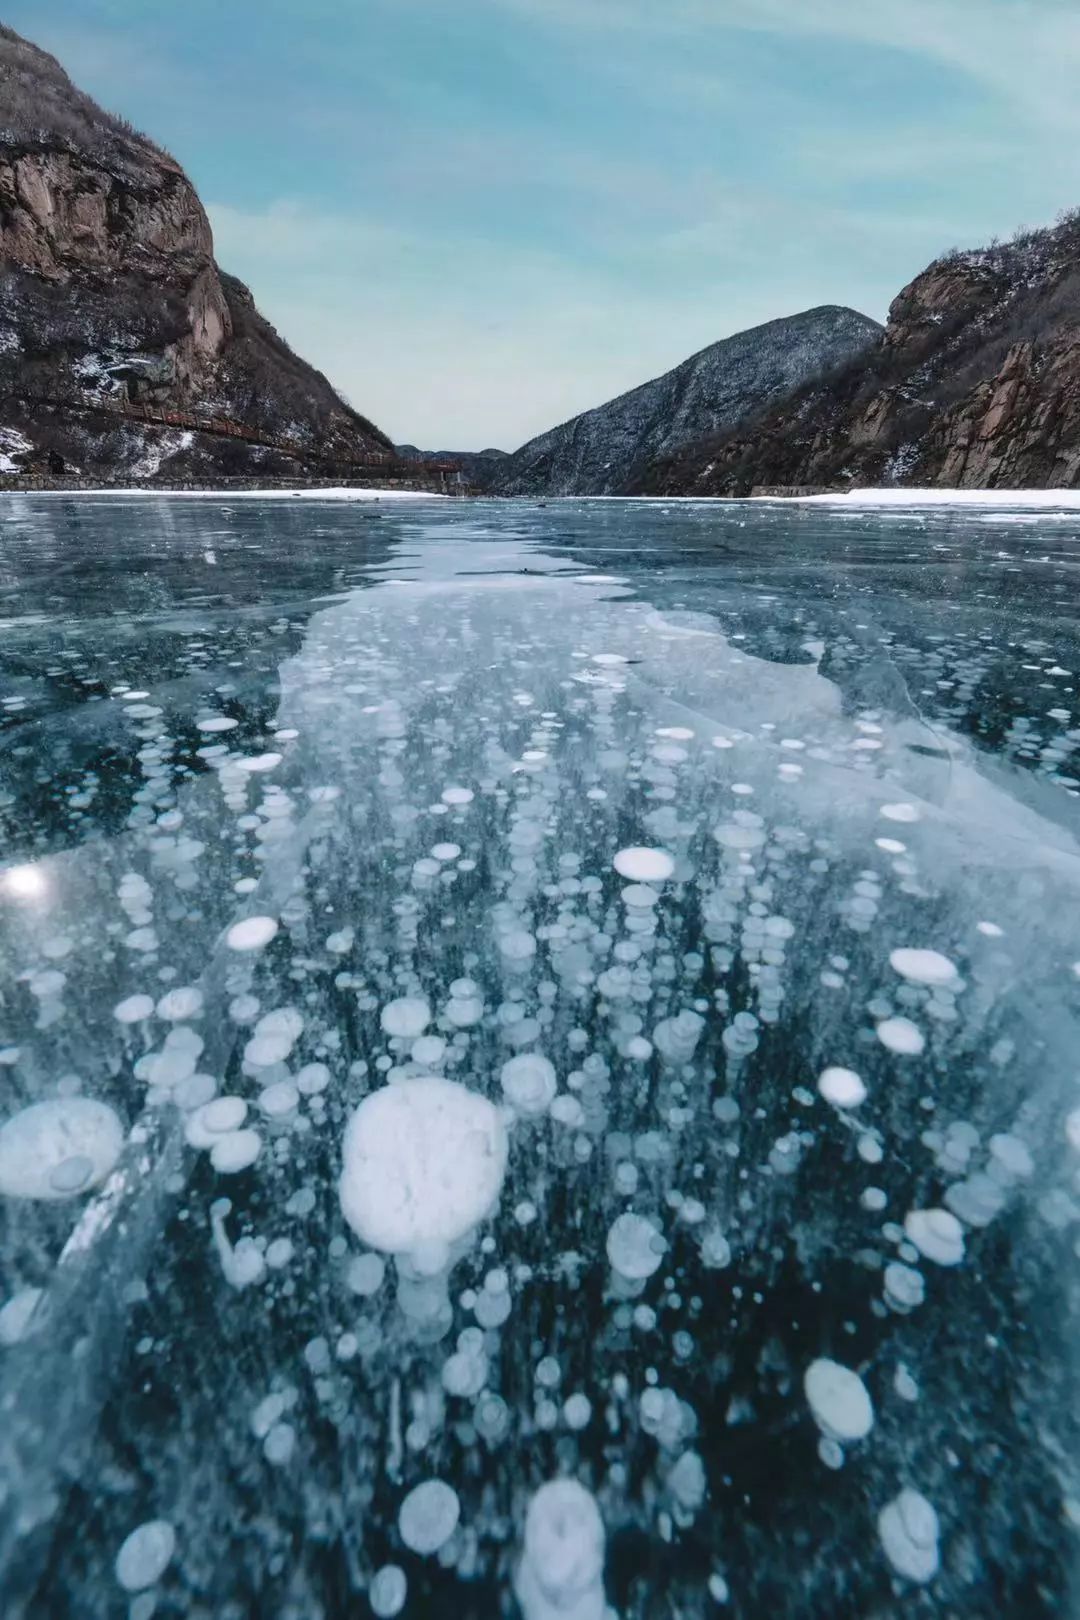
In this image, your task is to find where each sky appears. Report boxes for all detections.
[13,1,1080,449]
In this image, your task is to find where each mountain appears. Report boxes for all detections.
[635,211,1080,496]
[0,25,393,480]
[485,306,883,496]
[395,444,509,486]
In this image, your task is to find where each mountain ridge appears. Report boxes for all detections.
[485,305,883,496]
[0,25,392,480]
[634,211,1080,496]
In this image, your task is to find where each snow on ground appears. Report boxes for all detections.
[128,431,194,481]
[786,488,1080,509]
[0,426,33,473]
[25,486,446,501]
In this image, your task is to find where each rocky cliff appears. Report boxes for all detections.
[636,212,1080,495]
[486,306,883,496]
[0,25,392,479]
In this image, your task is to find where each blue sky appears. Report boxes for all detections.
[13,1,1080,448]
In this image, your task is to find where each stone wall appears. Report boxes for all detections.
[0,474,452,494]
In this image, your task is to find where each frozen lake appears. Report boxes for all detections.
[0,493,1077,1619]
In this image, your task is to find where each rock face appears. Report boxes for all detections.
[636,212,1080,495]
[0,26,392,478]
[486,306,883,496]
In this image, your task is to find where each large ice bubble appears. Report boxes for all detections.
[339,1078,507,1255]
[515,1479,606,1620]
[0,1097,124,1201]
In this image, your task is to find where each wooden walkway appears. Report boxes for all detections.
[0,393,460,484]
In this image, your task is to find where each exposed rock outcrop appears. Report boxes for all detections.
[0,25,391,479]
[485,306,883,496]
[636,212,1080,495]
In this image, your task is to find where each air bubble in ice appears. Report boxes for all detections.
[226,916,279,952]
[0,1098,123,1201]
[210,1129,262,1174]
[904,1208,964,1266]
[613,847,675,882]
[0,1286,44,1346]
[889,949,958,987]
[114,1520,176,1592]
[803,1358,874,1442]
[878,1488,940,1583]
[380,997,431,1039]
[883,1262,925,1313]
[515,1479,606,1620]
[818,1067,867,1108]
[607,1212,666,1281]
[876,1017,925,1056]
[340,1078,507,1254]
[880,802,920,823]
[500,1053,557,1115]
[369,1565,408,1617]
[398,1479,460,1555]
[114,994,155,1025]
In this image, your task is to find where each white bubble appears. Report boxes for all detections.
[818,1067,867,1109]
[156,986,204,1022]
[340,1078,507,1255]
[889,949,958,987]
[398,1479,460,1555]
[0,1286,45,1346]
[113,994,155,1025]
[226,916,279,952]
[380,997,430,1039]
[115,1520,176,1592]
[904,1208,964,1267]
[196,716,238,732]
[880,802,920,823]
[0,1098,123,1201]
[613,847,675,882]
[516,1479,606,1620]
[235,753,282,773]
[876,1017,925,1056]
[804,1358,874,1442]
[346,1253,386,1296]
[441,786,474,805]
[209,1129,262,1174]
[878,1488,940,1583]
[369,1564,408,1617]
[606,1212,666,1280]
[259,1080,299,1119]
[500,1053,557,1115]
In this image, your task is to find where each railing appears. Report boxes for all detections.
[0,393,461,478]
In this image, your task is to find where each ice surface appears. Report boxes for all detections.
[0,494,1076,1618]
